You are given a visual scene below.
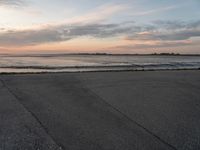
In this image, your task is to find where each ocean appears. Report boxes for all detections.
[0,54,200,73]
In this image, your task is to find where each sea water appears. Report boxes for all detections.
[0,54,200,73]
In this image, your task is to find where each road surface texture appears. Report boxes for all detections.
[0,70,200,150]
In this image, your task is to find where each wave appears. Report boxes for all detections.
[0,62,200,70]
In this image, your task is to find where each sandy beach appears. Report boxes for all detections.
[0,70,200,150]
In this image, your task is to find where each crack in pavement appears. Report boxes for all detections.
[0,77,64,150]
[76,76,178,150]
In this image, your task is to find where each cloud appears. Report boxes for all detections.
[113,41,194,50]
[125,29,200,41]
[0,0,25,7]
[131,5,178,16]
[111,20,200,51]
[125,20,200,41]
[156,30,200,41]
[152,20,186,30]
[0,28,70,46]
[62,4,127,24]
[0,28,5,31]
[0,19,200,47]
[0,3,130,46]
[0,23,137,46]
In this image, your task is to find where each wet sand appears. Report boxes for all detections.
[0,70,200,150]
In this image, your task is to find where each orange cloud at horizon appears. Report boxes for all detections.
[0,37,126,53]
[1,37,199,54]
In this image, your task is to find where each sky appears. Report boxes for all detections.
[0,0,200,54]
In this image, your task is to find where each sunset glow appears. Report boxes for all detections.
[0,0,200,54]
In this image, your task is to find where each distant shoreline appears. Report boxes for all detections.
[1,53,200,57]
